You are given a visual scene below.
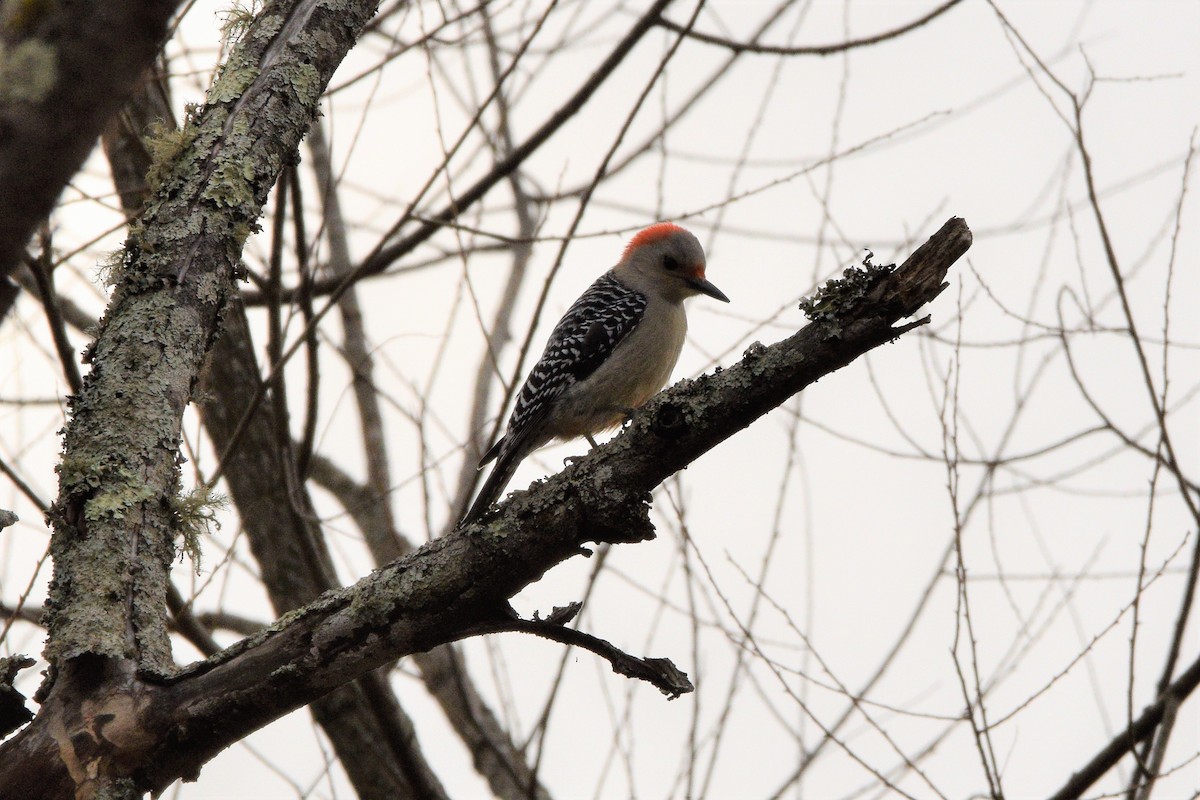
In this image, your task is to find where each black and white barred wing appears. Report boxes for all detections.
[492,270,646,461]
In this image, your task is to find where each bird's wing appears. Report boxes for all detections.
[505,270,647,445]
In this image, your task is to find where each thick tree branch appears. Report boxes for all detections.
[42,0,381,679]
[0,0,180,284]
[0,218,968,796]
[97,70,511,798]
[124,219,976,792]
[3,0,383,797]
[98,75,437,800]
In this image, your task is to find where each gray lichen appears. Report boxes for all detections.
[799,250,896,336]
[171,486,227,572]
[43,0,383,695]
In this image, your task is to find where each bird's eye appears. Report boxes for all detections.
[663,255,681,271]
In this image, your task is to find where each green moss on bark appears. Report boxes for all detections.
[43,0,384,694]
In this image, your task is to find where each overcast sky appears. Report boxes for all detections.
[2,1,1198,797]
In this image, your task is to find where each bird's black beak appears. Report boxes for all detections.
[687,274,730,303]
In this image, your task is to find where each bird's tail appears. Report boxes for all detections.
[460,448,521,526]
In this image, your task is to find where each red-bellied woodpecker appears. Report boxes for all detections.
[462,222,729,525]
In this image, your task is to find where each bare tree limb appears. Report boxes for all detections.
[1048,651,1200,800]
[658,0,966,57]
[97,78,428,796]
[239,0,676,305]
[95,65,443,798]
[476,603,695,699]
[40,0,380,680]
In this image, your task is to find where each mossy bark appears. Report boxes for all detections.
[17,1,382,796]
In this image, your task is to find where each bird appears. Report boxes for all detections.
[461,222,728,525]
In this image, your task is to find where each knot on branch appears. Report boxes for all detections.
[530,602,582,626]
[572,477,655,545]
[649,399,690,440]
[626,657,694,700]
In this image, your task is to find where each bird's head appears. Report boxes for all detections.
[618,222,730,304]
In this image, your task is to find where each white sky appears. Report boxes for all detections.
[2,1,1198,797]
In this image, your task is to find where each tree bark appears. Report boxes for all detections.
[0,0,180,286]
[15,0,382,796]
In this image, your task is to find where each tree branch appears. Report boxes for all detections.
[148,218,973,791]
[658,0,966,57]
[0,0,180,283]
[0,217,969,795]
[1048,651,1200,800]
[475,603,694,699]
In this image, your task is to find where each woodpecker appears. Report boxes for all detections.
[462,222,729,525]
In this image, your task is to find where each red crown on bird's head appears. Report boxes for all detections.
[622,222,687,261]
